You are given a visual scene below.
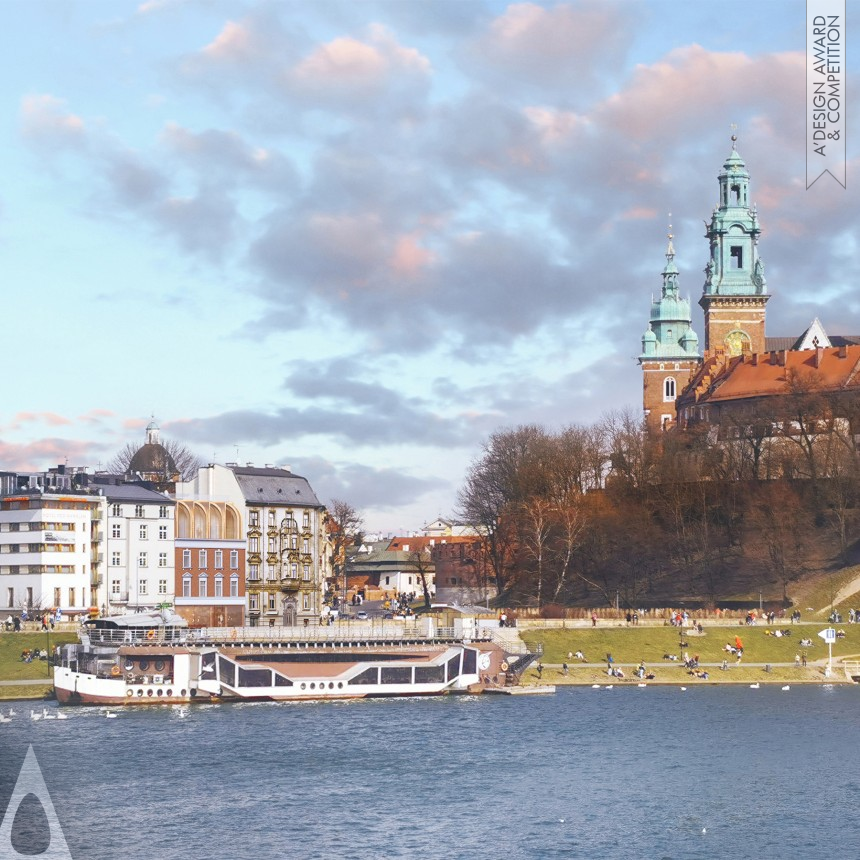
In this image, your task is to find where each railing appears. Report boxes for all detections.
[841,660,860,680]
[84,626,188,645]
[188,624,494,645]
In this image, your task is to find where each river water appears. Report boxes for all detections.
[1,685,859,859]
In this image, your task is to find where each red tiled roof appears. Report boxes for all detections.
[684,346,860,404]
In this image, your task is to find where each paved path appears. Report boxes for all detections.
[0,679,51,686]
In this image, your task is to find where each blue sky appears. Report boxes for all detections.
[0,0,857,532]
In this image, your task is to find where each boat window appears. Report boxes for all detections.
[139,660,149,671]
[381,667,412,685]
[349,667,379,686]
[415,665,445,684]
[154,660,165,672]
[274,673,293,687]
[217,656,235,687]
[463,649,477,675]
[238,667,272,687]
[446,655,461,681]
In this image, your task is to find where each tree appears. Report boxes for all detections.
[326,499,364,606]
[408,549,435,610]
[107,438,202,481]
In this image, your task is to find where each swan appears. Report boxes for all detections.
[749,683,760,689]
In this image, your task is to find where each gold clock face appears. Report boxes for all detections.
[724,330,749,357]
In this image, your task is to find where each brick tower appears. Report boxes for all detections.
[639,230,701,433]
[699,136,769,357]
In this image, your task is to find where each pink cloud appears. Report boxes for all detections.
[7,412,74,431]
[290,25,430,98]
[78,409,115,424]
[200,21,256,63]
[20,94,86,146]
[0,439,101,472]
[389,234,435,278]
[620,207,658,221]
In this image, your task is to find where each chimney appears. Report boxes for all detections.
[751,353,759,366]
[814,346,824,368]
[839,344,848,359]
[769,351,778,365]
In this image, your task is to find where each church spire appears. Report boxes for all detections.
[700,134,770,356]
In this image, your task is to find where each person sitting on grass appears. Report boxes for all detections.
[574,650,586,661]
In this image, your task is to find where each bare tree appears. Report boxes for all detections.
[107,438,202,481]
[408,549,435,610]
[327,499,364,606]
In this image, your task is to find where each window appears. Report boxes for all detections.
[182,575,191,597]
[139,525,148,540]
[230,550,239,569]
[138,552,148,568]
[730,246,743,269]
[138,580,147,596]
[134,505,144,518]
[731,183,740,204]
[54,587,61,607]
[268,592,276,611]
[230,575,239,597]
[249,594,258,611]
[214,550,223,569]
[182,549,191,569]
[385,576,390,586]
[111,504,121,517]
[6,587,12,608]
[158,552,168,568]
[111,551,121,566]
[111,580,120,596]
[249,564,260,581]
[268,537,277,553]
[661,414,673,430]
[302,565,310,581]
[158,525,168,540]
[198,549,207,568]
[111,524,121,538]
[199,575,208,597]
[158,579,167,595]
[302,538,309,554]
[302,593,309,611]
[290,535,298,550]
[303,511,310,528]
[214,575,223,597]
[249,510,259,527]
[249,537,259,553]
[663,377,676,401]
[290,563,297,579]
[268,510,275,527]
[159,506,169,518]
[26,587,32,608]
[68,588,76,607]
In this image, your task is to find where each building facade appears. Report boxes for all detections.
[0,469,101,619]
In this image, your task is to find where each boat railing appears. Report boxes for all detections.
[85,626,188,645]
[186,624,494,645]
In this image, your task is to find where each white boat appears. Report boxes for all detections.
[54,611,536,706]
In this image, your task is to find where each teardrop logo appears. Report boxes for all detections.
[0,746,73,858]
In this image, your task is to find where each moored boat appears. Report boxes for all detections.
[54,612,537,706]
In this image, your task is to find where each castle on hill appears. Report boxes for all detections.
[639,138,860,434]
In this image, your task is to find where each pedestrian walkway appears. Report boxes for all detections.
[0,679,51,686]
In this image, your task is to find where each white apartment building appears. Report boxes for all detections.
[96,480,175,614]
[0,469,99,618]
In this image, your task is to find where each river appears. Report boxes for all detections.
[1,686,859,859]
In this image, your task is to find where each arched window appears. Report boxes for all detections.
[664,377,676,401]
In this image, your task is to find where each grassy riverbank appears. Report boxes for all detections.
[519,622,859,685]
[0,632,77,699]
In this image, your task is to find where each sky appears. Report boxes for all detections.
[0,0,857,533]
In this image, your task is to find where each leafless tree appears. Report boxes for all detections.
[107,439,202,481]
[326,499,364,606]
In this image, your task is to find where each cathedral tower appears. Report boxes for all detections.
[699,137,769,356]
[639,231,701,433]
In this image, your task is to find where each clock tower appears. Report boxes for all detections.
[699,137,769,357]
[639,231,701,434]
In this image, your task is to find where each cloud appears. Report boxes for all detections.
[20,95,86,148]
[289,455,448,511]
[0,438,105,471]
[466,1,637,98]
[5,413,74,432]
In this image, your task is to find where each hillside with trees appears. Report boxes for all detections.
[456,406,860,611]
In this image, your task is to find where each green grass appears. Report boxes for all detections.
[0,684,53,701]
[521,623,860,666]
[794,564,860,616]
[0,632,77,682]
